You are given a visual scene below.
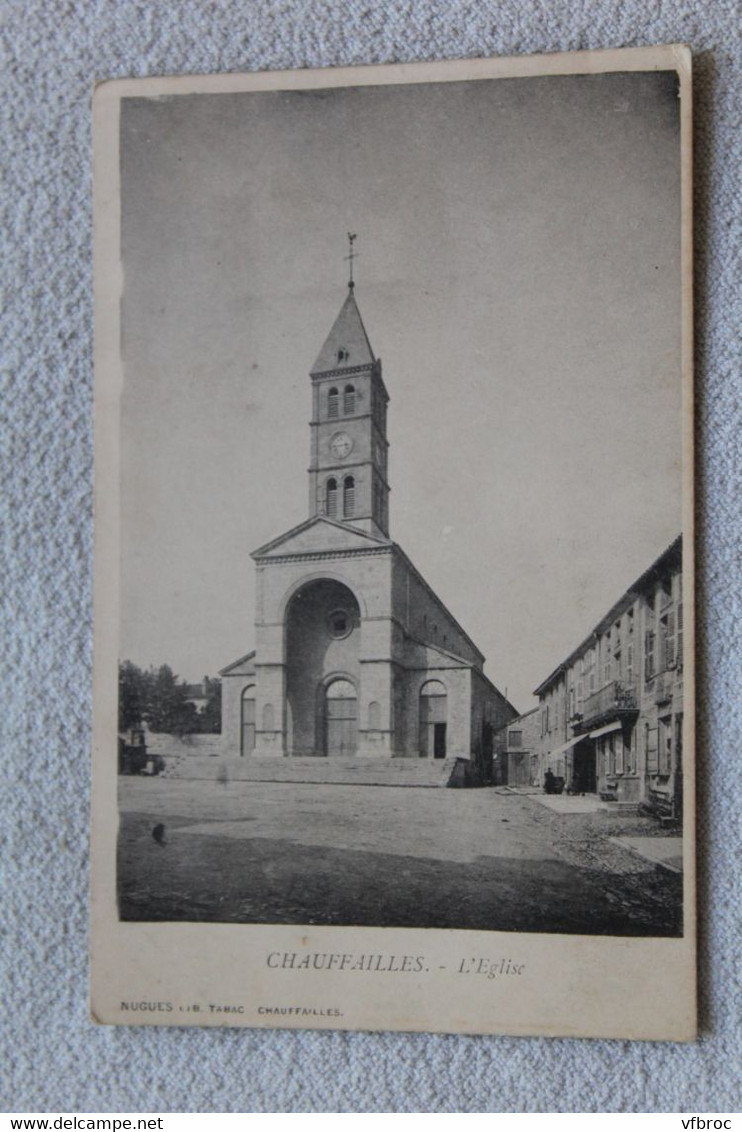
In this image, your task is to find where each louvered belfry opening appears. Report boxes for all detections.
[326,477,338,518]
[343,475,355,518]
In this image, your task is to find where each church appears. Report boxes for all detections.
[220,271,516,780]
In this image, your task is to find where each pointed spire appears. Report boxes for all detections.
[310,286,376,376]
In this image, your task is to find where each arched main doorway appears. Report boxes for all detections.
[284,578,361,756]
[324,678,358,757]
[240,685,256,756]
[419,680,447,759]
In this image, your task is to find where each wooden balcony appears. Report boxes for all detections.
[578,680,638,730]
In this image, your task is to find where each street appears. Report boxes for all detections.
[117,778,682,936]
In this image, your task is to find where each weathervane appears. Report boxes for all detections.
[345,232,358,288]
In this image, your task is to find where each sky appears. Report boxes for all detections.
[119,70,683,712]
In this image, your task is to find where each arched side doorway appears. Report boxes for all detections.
[419,680,447,759]
[241,685,256,756]
[324,678,358,757]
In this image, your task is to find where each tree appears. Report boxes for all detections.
[147,664,193,734]
[198,677,222,734]
[118,660,220,738]
[118,660,151,732]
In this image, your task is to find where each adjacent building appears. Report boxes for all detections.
[532,536,684,817]
[494,708,541,787]
[220,279,516,777]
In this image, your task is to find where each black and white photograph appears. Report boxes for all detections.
[92,48,695,1038]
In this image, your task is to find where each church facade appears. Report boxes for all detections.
[220,281,516,777]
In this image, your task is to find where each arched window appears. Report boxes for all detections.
[343,384,355,415]
[325,679,358,757]
[262,703,274,731]
[337,348,349,363]
[328,387,339,419]
[343,476,355,519]
[241,686,256,756]
[368,701,381,730]
[419,680,447,759]
[326,477,338,519]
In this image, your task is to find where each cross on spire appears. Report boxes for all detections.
[344,232,358,288]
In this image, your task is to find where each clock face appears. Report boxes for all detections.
[329,432,353,459]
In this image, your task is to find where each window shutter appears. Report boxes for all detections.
[665,609,676,668]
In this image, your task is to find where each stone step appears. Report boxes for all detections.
[160,753,460,787]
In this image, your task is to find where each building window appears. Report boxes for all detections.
[337,348,349,363]
[419,680,447,759]
[343,384,355,414]
[326,477,338,518]
[262,703,274,731]
[343,475,355,518]
[661,609,676,669]
[509,730,523,749]
[626,643,634,685]
[658,716,672,775]
[368,701,381,731]
[328,387,339,418]
[585,648,595,693]
[677,602,683,669]
[645,629,656,680]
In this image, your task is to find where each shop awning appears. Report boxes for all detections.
[549,735,587,757]
[589,720,623,739]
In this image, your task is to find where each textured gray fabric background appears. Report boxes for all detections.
[2,0,741,1114]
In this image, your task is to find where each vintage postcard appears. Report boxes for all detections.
[91,45,695,1039]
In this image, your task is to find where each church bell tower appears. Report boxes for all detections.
[308,245,390,540]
